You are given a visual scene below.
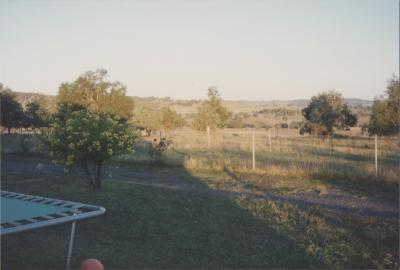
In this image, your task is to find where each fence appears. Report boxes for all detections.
[149,127,398,177]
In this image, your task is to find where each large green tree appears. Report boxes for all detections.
[58,69,134,120]
[44,104,138,189]
[301,91,357,136]
[193,87,231,131]
[368,77,400,136]
[43,70,139,189]
[0,84,24,134]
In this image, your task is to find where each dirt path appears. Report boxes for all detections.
[113,178,399,219]
[2,159,399,219]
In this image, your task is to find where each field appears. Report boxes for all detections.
[1,129,399,269]
[2,1,398,269]
[120,128,399,199]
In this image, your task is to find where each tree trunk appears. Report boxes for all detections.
[83,160,95,187]
[347,129,351,153]
[146,128,152,137]
[95,161,103,189]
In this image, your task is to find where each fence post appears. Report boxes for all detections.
[252,131,256,170]
[329,134,334,155]
[375,134,378,177]
[347,130,351,154]
[276,127,280,145]
[206,126,210,148]
[268,128,272,151]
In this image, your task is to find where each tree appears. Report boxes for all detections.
[131,104,161,136]
[289,121,301,129]
[340,103,357,130]
[301,90,357,136]
[58,69,134,120]
[193,87,231,131]
[160,107,184,132]
[0,85,24,134]
[24,101,49,129]
[228,114,244,128]
[44,104,138,189]
[368,77,400,136]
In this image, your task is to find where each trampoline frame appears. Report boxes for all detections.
[1,190,106,270]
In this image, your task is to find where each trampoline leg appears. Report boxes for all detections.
[65,221,77,270]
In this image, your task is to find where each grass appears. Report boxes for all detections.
[1,131,399,268]
[2,172,399,269]
[113,129,399,201]
[3,130,399,200]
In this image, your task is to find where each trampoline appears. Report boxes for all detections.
[1,190,106,270]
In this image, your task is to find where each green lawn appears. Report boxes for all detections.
[2,172,398,269]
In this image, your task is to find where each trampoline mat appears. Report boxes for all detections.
[1,197,70,223]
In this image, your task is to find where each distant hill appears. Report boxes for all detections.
[132,96,372,115]
[12,91,372,113]
[11,91,52,106]
[10,91,371,127]
[341,98,374,107]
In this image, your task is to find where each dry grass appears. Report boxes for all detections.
[2,128,398,197]
[118,127,399,198]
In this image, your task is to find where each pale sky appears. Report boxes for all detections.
[0,0,398,100]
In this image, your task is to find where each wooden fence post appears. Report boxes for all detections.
[268,128,272,151]
[329,134,334,155]
[206,126,210,148]
[276,127,280,145]
[252,131,256,170]
[347,130,351,153]
[375,134,378,177]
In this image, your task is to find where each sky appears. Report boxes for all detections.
[0,0,398,100]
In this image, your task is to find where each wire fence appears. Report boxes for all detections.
[140,127,399,176]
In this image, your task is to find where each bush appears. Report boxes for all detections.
[43,104,139,188]
[289,121,301,129]
[148,138,172,163]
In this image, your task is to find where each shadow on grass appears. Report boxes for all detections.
[4,140,398,205]
[2,147,399,269]
[1,156,324,269]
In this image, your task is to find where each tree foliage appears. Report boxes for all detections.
[131,104,161,136]
[58,69,134,120]
[368,77,400,136]
[24,101,49,129]
[340,104,358,130]
[193,87,231,131]
[43,69,138,189]
[0,84,24,134]
[228,114,244,128]
[301,91,357,136]
[160,107,184,131]
[43,104,138,188]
